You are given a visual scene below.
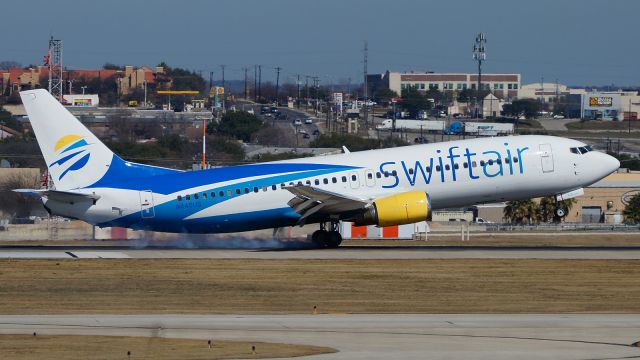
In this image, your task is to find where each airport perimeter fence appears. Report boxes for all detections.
[486,223,640,232]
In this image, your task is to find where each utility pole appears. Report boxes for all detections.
[305,76,310,110]
[220,65,225,89]
[253,65,258,101]
[363,40,369,128]
[472,33,486,119]
[258,65,262,100]
[312,76,320,116]
[296,74,301,109]
[243,67,248,99]
[275,66,281,105]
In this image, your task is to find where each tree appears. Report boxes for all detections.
[373,88,398,102]
[503,99,541,119]
[623,193,640,224]
[209,111,263,142]
[503,199,538,224]
[400,87,430,115]
[538,196,576,223]
[0,61,21,70]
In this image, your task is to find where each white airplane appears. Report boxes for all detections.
[17,89,619,247]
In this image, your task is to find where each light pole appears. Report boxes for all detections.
[81,86,87,95]
[143,80,147,108]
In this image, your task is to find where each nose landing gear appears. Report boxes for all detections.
[311,221,343,248]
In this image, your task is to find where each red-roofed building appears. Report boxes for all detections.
[1,65,165,96]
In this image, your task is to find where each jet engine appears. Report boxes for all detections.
[354,191,431,227]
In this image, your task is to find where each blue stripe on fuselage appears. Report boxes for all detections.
[87,161,357,195]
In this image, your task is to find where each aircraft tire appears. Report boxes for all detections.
[325,231,343,248]
[555,207,566,218]
[311,230,328,248]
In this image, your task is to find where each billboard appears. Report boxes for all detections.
[589,96,613,107]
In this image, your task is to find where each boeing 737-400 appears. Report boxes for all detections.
[16,89,620,247]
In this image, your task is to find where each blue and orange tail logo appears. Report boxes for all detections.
[49,134,91,180]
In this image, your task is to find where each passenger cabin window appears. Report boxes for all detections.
[272,185,277,190]
[376,172,382,178]
[236,189,241,195]
[219,191,225,197]
[341,176,347,183]
[186,195,191,200]
[202,193,207,199]
[253,187,259,193]
[367,173,373,179]
[194,194,199,200]
[332,177,337,183]
[177,195,182,201]
[211,192,216,198]
[352,174,357,181]
[445,164,450,171]
[227,189,232,196]
[315,179,320,185]
[323,178,329,184]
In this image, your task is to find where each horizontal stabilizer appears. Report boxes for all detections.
[13,189,101,203]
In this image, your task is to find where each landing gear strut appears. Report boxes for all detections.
[311,221,342,248]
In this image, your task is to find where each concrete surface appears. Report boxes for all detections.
[1,314,639,359]
[3,246,640,259]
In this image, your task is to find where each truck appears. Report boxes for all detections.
[443,121,514,136]
[376,119,445,132]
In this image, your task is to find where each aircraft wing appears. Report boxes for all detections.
[285,185,370,223]
[13,189,101,203]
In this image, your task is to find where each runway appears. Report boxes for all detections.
[1,314,639,359]
[2,245,640,259]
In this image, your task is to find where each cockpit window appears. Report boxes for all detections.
[570,145,594,155]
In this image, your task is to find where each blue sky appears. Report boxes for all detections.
[2,0,638,86]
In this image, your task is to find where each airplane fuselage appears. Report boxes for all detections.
[43,135,617,233]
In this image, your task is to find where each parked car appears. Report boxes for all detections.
[260,106,270,114]
[304,118,313,124]
[275,112,287,120]
[414,137,428,144]
[303,133,311,139]
[312,129,320,135]
[293,119,302,126]
[553,114,565,119]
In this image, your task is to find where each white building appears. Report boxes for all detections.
[372,71,521,100]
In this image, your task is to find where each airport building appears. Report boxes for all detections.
[368,71,521,100]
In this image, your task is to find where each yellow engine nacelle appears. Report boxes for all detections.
[354,191,431,227]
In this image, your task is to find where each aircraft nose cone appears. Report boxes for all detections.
[605,153,621,173]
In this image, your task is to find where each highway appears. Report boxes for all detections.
[1,314,639,359]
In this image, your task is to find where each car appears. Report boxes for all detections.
[298,129,308,134]
[553,114,565,119]
[452,113,462,119]
[260,106,270,114]
[270,106,278,113]
[312,129,320,135]
[293,119,302,126]
[474,217,494,224]
[275,112,287,120]
[414,137,428,144]
[304,118,313,124]
[303,133,311,139]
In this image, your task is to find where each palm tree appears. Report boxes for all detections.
[623,193,640,224]
[504,199,538,224]
[538,196,577,223]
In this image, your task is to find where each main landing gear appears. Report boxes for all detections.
[311,221,343,248]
